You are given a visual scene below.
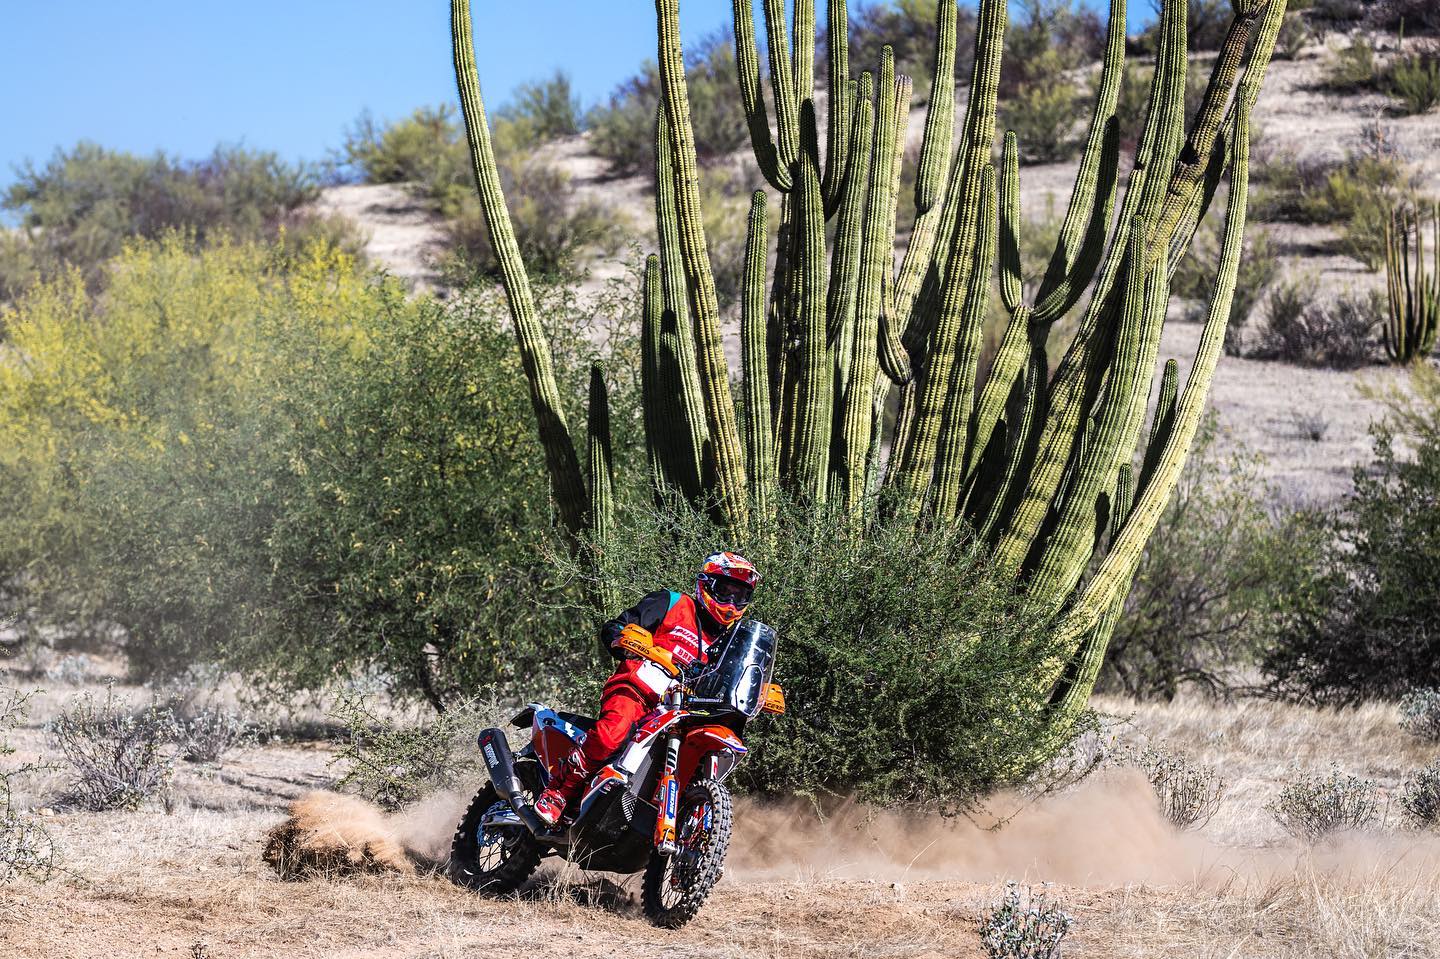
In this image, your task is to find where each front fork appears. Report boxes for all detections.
[653,686,682,856]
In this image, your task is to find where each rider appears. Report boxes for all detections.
[532,550,760,827]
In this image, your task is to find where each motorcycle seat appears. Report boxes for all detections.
[556,710,596,732]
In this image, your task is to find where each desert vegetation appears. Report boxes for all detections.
[4,0,1440,955]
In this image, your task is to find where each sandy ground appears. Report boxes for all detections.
[4,666,1440,958]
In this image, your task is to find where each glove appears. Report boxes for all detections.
[616,624,680,678]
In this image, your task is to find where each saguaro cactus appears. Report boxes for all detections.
[1385,204,1439,364]
[449,0,1287,718]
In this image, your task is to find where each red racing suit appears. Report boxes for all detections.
[552,591,722,800]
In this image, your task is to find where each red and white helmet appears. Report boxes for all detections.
[696,551,760,627]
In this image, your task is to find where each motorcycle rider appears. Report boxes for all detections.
[532,550,761,828]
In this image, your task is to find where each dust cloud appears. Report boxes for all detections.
[264,774,1440,890]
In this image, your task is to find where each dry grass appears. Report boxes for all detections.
[4,672,1440,957]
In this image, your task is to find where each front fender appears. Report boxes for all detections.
[677,724,746,789]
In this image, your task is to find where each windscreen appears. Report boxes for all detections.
[689,620,777,718]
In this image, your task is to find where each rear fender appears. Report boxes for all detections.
[527,706,587,783]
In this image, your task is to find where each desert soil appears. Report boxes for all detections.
[3,666,1440,958]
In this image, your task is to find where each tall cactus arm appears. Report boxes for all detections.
[876,75,915,386]
[827,74,874,349]
[655,106,710,499]
[761,0,802,176]
[641,256,667,495]
[1135,358,1178,498]
[587,362,615,546]
[656,0,750,529]
[732,0,791,191]
[997,133,1023,315]
[931,163,999,520]
[821,0,852,211]
[1048,94,1254,702]
[742,191,777,520]
[784,105,833,504]
[793,0,817,143]
[1030,0,1127,322]
[914,0,957,215]
[449,0,587,536]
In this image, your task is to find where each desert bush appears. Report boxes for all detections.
[48,689,181,812]
[0,237,617,705]
[1001,72,1084,164]
[980,882,1075,959]
[1,688,57,883]
[329,693,507,810]
[0,143,342,300]
[496,69,584,140]
[340,105,472,212]
[1400,760,1440,828]
[1370,0,1440,35]
[1102,417,1321,700]
[1274,13,1316,60]
[571,499,1063,810]
[1269,765,1380,840]
[1388,46,1440,114]
[1252,281,1380,368]
[587,31,746,177]
[1266,367,1440,701]
[1321,35,1380,92]
[1136,0,1233,52]
[1130,744,1226,829]
[1115,60,1209,153]
[177,707,254,765]
[1173,223,1277,356]
[1399,688,1440,742]
[1292,410,1332,442]
[444,156,616,279]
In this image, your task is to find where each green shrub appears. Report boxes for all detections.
[1130,744,1226,829]
[1388,47,1440,115]
[0,143,343,300]
[1268,765,1380,840]
[1370,0,1440,35]
[1173,223,1277,356]
[1254,283,1381,367]
[340,105,473,212]
[1401,760,1440,828]
[1321,35,1379,92]
[1102,415,1321,699]
[1274,13,1315,60]
[571,499,1064,810]
[846,0,981,105]
[1399,688,1440,742]
[1,688,57,883]
[1250,153,1422,263]
[48,689,181,812]
[496,69,584,140]
[980,882,1075,959]
[1265,365,1440,702]
[443,156,618,279]
[587,32,746,177]
[0,237,624,705]
[1136,0,1233,52]
[329,692,509,810]
[1001,70,1084,164]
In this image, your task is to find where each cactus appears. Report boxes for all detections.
[450,0,1287,722]
[1385,204,1439,364]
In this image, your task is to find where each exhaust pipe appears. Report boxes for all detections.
[477,728,550,837]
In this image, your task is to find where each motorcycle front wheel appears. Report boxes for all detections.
[447,784,541,894]
[641,777,733,928]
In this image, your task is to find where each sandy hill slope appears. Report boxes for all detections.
[320,45,1438,504]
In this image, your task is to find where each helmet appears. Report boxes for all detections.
[696,551,760,628]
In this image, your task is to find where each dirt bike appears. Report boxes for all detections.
[447,619,785,928]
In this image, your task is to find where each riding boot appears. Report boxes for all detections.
[533,748,592,827]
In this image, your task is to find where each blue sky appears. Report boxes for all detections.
[0,1,1147,184]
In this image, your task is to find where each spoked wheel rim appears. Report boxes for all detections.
[474,800,527,874]
[656,792,718,909]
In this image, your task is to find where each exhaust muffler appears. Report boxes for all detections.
[477,727,550,837]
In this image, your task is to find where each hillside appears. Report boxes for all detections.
[321,43,1437,503]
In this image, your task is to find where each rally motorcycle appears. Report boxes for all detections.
[447,620,784,928]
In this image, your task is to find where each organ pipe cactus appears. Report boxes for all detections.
[449,0,1286,719]
[1385,204,1439,364]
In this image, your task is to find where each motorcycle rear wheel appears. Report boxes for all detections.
[447,784,541,894]
[641,778,733,928]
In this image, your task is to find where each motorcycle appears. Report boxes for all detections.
[447,619,785,928]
